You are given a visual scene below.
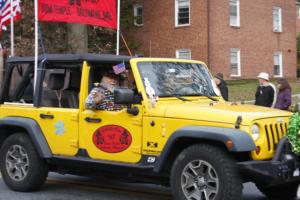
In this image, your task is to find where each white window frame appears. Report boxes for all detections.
[175,0,190,27]
[273,6,282,32]
[176,49,192,59]
[133,4,143,26]
[273,51,283,77]
[297,5,300,19]
[230,48,241,77]
[229,0,240,27]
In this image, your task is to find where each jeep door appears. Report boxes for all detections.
[36,66,81,156]
[79,62,143,163]
[0,63,81,156]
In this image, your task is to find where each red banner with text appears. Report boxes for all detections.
[38,0,117,29]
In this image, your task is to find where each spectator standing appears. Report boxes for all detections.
[255,72,275,107]
[275,78,292,111]
[214,73,229,101]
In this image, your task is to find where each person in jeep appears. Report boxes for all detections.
[85,71,124,111]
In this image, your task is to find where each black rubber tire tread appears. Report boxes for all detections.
[256,182,299,200]
[170,144,243,200]
[0,133,48,191]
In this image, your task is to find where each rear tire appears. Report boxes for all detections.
[170,144,242,200]
[256,182,299,200]
[0,133,48,191]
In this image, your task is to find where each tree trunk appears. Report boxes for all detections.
[67,24,88,53]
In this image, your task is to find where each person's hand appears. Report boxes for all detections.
[93,92,104,104]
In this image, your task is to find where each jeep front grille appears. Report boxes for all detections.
[264,122,288,151]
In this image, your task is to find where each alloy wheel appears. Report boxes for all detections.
[5,145,29,182]
[181,159,219,200]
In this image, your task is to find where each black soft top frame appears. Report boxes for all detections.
[7,53,132,64]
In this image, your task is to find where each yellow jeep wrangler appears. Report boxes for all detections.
[0,54,297,200]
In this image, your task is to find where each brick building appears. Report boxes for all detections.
[296,0,300,70]
[126,0,297,79]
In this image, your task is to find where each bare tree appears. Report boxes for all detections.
[68,24,88,53]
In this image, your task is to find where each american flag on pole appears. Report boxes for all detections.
[112,62,126,75]
[0,0,21,31]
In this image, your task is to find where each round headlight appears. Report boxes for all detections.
[251,124,260,141]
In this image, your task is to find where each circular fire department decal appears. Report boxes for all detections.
[92,125,132,153]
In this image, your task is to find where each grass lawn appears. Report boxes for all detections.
[227,78,300,103]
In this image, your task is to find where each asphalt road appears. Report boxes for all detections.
[0,172,276,200]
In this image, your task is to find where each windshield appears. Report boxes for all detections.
[138,62,219,97]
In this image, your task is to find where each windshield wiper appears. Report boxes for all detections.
[172,94,190,101]
[161,94,216,102]
[189,94,219,101]
[203,95,218,101]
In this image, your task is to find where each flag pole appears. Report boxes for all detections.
[10,0,14,56]
[116,0,120,55]
[34,0,38,94]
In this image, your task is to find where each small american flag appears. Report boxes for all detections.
[112,62,126,75]
[0,0,21,31]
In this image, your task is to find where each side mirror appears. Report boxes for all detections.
[114,88,135,104]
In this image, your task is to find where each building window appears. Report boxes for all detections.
[176,49,192,59]
[297,5,300,19]
[230,0,240,27]
[175,0,190,26]
[273,7,282,32]
[274,52,282,77]
[230,49,241,77]
[134,5,143,26]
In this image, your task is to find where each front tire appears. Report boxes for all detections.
[170,144,242,200]
[0,133,48,191]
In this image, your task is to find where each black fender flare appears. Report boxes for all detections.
[0,117,52,158]
[153,126,256,172]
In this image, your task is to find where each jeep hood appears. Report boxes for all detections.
[151,101,292,125]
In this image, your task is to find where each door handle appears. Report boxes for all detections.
[85,117,102,123]
[40,114,54,119]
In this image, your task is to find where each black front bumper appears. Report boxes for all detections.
[237,159,300,184]
[237,137,300,185]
